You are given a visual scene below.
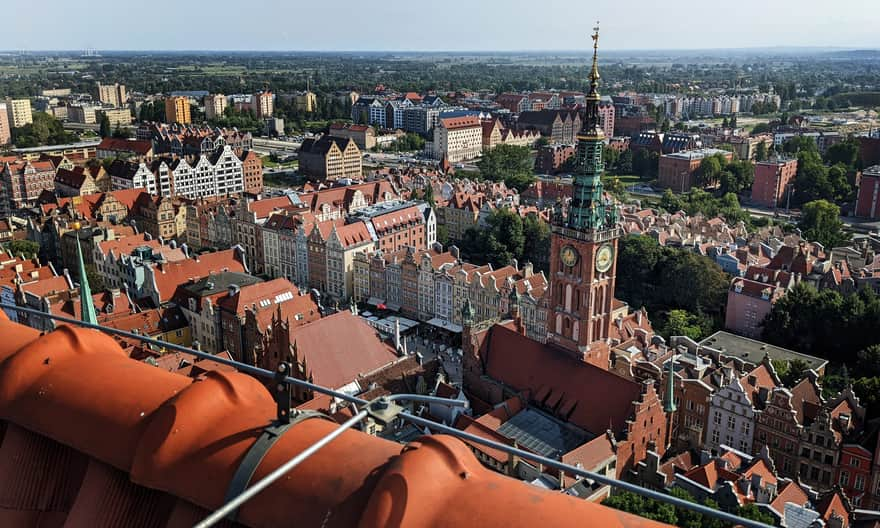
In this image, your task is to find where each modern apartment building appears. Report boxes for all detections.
[97,108,132,128]
[298,135,362,181]
[0,103,10,145]
[657,148,733,193]
[97,83,127,108]
[253,91,274,118]
[164,96,192,124]
[204,94,228,120]
[856,165,880,219]
[4,98,33,128]
[431,115,482,162]
[67,104,99,124]
[751,157,798,208]
[295,91,316,113]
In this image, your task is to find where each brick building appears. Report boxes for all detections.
[516,110,581,144]
[0,159,56,216]
[855,165,880,219]
[658,148,733,193]
[238,150,263,195]
[298,135,363,182]
[535,144,575,174]
[751,158,798,208]
[724,277,785,338]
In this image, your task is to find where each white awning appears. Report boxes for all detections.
[426,318,463,333]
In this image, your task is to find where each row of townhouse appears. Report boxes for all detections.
[350,93,447,133]
[108,145,261,198]
[351,245,548,342]
[137,122,253,157]
[657,333,880,510]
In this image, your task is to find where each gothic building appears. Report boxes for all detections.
[461,29,671,478]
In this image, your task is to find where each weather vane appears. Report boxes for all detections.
[592,21,600,49]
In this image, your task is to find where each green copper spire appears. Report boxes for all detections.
[664,355,677,414]
[566,22,616,233]
[73,223,97,325]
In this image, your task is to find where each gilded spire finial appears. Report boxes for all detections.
[590,22,600,86]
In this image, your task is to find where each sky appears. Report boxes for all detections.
[5,0,879,52]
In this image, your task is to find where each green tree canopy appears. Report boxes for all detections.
[477,144,535,192]
[6,240,40,259]
[798,200,849,249]
[99,114,112,138]
[11,112,75,148]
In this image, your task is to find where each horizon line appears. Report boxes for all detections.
[2,46,879,54]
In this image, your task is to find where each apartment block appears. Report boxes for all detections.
[0,103,10,145]
[98,108,133,128]
[658,148,733,193]
[5,98,33,128]
[253,91,274,118]
[164,96,192,124]
[751,157,798,208]
[432,115,482,162]
[97,83,127,108]
[204,94,228,120]
[856,165,880,219]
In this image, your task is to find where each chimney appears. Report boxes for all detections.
[523,262,533,278]
[228,284,240,297]
[636,310,643,325]
[394,318,401,352]
[449,245,460,259]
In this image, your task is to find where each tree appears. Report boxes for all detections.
[799,200,849,249]
[856,345,880,378]
[824,138,859,169]
[784,136,818,155]
[729,113,738,129]
[602,491,678,525]
[719,160,754,195]
[755,141,768,162]
[697,155,723,187]
[99,114,112,138]
[616,149,634,175]
[751,122,772,134]
[633,149,659,179]
[437,224,450,246]
[6,240,39,259]
[661,309,708,341]
[11,112,75,148]
[522,214,551,274]
[737,504,775,526]
[83,264,106,294]
[477,144,535,192]
[423,184,435,209]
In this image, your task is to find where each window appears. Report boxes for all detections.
[824,454,834,465]
[728,416,736,429]
[714,412,721,425]
[712,429,720,445]
[851,458,861,468]
[855,475,865,491]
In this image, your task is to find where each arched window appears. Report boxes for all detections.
[565,284,572,312]
[572,322,579,342]
[555,314,562,333]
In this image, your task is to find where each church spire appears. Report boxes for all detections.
[588,22,601,98]
[72,222,97,325]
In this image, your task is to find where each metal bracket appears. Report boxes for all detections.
[366,396,404,426]
[274,362,292,424]
[222,409,331,522]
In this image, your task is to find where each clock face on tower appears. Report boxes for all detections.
[560,245,579,267]
[595,244,614,273]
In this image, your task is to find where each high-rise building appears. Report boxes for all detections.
[204,94,227,120]
[295,91,316,113]
[856,165,880,219]
[751,157,798,209]
[545,28,621,370]
[97,83,127,108]
[253,91,274,118]
[0,103,10,145]
[4,98,33,128]
[164,96,191,124]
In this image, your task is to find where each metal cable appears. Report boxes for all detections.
[0,303,775,528]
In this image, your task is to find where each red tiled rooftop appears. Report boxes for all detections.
[0,312,671,527]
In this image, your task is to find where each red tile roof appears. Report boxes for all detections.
[482,325,642,435]
[218,278,299,316]
[289,311,398,389]
[152,249,246,303]
[20,275,71,297]
[333,221,373,248]
[0,312,672,528]
[439,115,481,130]
[97,138,153,155]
